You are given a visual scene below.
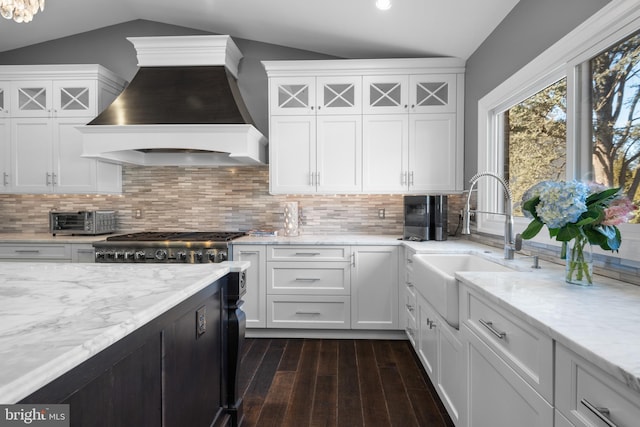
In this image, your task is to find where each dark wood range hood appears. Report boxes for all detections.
[78,35,267,167]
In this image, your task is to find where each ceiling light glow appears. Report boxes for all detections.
[376,0,391,11]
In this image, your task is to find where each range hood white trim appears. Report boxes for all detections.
[79,124,267,167]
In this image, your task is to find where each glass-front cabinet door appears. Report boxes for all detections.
[316,76,361,115]
[363,75,409,114]
[270,77,316,116]
[409,74,457,114]
[54,80,97,117]
[11,81,52,117]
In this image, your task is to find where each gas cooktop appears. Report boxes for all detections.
[94,231,246,263]
[105,231,246,242]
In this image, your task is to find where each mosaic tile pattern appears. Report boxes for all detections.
[0,166,464,237]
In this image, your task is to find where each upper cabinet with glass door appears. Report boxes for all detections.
[11,79,98,118]
[363,73,457,115]
[270,76,362,115]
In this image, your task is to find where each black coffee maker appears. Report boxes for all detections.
[403,195,448,241]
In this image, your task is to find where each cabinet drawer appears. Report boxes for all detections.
[556,344,640,427]
[403,283,417,324]
[462,287,553,402]
[267,245,350,261]
[0,243,71,260]
[267,295,350,329]
[267,261,350,295]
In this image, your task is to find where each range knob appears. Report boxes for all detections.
[218,250,228,262]
[176,251,187,261]
[194,251,204,262]
[95,251,105,260]
[134,250,146,261]
[124,251,135,261]
[155,249,168,261]
[207,250,218,262]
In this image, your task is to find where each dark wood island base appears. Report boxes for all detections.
[20,271,246,427]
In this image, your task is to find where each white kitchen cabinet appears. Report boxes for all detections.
[266,245,352,329]
[232,245,267,328]
[263,58,465,195]
[269,76,362,116]
[556,343,640,427]
[402,247,418,346]
[461,285,553,427]
[362,113,457,192]
[270,115,362,193]
[416,286,465,427]
[0,112,9,192]
[0,65,125,194]
[351,245,398,329]
[0,242,95,263]
[464,323,553,427]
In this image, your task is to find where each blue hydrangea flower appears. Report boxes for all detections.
[532,180,589,228]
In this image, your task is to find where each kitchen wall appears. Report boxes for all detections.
[0,165,466,236]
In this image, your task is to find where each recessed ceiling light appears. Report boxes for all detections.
[376,0,392,11]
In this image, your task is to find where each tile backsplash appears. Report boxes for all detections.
[0,166,466,236]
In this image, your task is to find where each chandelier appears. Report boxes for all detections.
[0,0,45,23]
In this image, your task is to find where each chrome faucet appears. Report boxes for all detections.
[462,172,517,259]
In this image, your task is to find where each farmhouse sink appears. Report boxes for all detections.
[412,254,514,328]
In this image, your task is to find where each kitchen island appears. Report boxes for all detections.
[0,261,248,426]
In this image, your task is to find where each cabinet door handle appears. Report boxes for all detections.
[294,252,321,256]
[295,277,320,282]
[295,311,321,315]
[239,251,259,255]
[3,172,8,186]
[351,252,355,267]
[46,172,52,186]
[309,172,314,186]
[15,249,41,253]
[479,319,506,339]
[405,304,414,312]
[316,172,320,186]
[581,399,617,427]
[409,171,414,186]
[52,172,58,185]
[401,171,406,185]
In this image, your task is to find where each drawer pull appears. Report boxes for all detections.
[294,252,321,256]
[15,249,41,254]
[581,399,617,427]
[295,311,321,315]
[295,278,320,282]
[479,319,506,339]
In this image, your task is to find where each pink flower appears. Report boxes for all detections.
[602,197,638,226]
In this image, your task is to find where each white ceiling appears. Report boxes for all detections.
[0,0,520,59]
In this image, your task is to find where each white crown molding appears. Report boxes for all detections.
[127,35,243,78]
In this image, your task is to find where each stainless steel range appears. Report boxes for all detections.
[93,231,246,263]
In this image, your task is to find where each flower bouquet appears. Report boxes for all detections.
[520,180,637,285]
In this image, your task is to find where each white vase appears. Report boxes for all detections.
[283,202,299,236]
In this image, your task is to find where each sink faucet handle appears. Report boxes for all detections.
[515,233,523,251]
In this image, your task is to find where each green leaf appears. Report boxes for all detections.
[522,196,541,219]
[556,224,579,241]
[521,219,544,239]
[586,188,619,206]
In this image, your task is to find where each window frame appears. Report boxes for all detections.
[477,0,640,262]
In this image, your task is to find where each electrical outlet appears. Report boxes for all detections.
[196,306,206,337]
[134,208,143,219]
[378,208,386,219]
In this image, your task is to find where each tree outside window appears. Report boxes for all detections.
[504,79,567,216]
[591,30,640,223]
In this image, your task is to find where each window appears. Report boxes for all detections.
[590,30,640,223]
[477,0,640,260]
[503,78,567,216]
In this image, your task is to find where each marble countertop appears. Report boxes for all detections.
[0,232,109,244]
[0,261,248,404]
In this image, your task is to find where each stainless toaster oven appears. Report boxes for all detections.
[50,210,117,236]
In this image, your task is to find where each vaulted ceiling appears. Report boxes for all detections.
[0,0,519,59]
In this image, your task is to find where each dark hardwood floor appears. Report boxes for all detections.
[238,338,455,427]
